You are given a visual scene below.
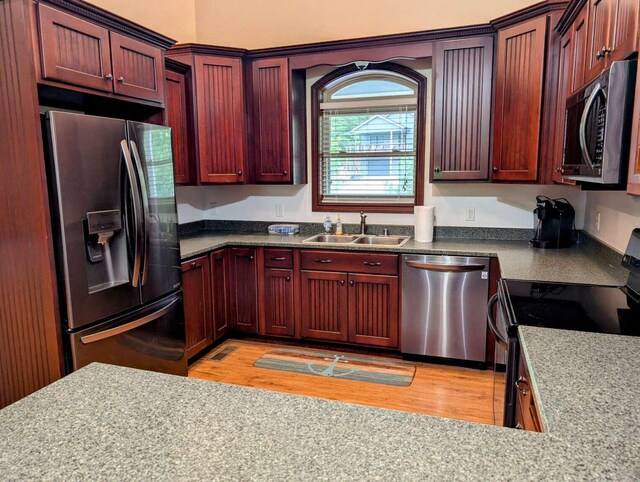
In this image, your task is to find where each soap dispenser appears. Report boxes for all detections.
[335,215,343,235]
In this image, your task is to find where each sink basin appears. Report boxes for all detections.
[352,235,410,246]
[302,234,360,243]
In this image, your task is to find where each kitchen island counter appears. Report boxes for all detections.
[180,232,628,286]
[0,326,638,480]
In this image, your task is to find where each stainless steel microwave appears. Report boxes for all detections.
[562,60,637,184]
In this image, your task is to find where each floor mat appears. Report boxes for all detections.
[253,348,415,387]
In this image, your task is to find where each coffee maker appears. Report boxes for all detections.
[531,196,577,249]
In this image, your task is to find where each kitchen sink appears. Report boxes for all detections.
[352,235,410,246]
[302,234,360,243]
[302,233,410,247]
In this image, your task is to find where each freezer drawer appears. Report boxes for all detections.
[70,292,187,376]
[401,255,490,362]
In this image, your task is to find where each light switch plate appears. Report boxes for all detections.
[464,207,476,222]
[275,204,284,218]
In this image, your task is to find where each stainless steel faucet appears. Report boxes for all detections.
[359,211,367,235]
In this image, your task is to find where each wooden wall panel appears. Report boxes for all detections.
[432,36,493,181]
[0,0,64,408]
[492,17,547,182]
[252,58,291,183]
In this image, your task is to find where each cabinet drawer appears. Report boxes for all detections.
[300,250,398,275]
[264,248,293,268]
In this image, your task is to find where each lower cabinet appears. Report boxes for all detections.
[229,247,259,333]
[263,268,296,336]
[210,249,231,339]
[300,270,349,342]
[181,255,213,358]
[515,346,543,432]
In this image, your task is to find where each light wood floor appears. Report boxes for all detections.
[189,339,504,426]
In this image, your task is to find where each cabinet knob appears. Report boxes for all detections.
[340,280,345,286]
[190,261,196,268]
[492,166,498,172]
[434,167,441,173]
[105,73,113,80]
[237,171,243,176]
[117,76,124,83]
[556,167,562,173]
[285,276,291,282]
[349,280,355,287]
[283,170,288,176]
[515,423,524,430]
[515,377,528,395]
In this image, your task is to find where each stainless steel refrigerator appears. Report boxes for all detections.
[43,111,187,376]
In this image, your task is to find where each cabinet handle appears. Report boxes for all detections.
[349,280,355,286]
[237,171,243,176]
[285,276,291,282]
[434,167,441,173]
[515,423,524,430]
[515,377,528,395]
[283,170,288,175]
[556,167,562,173]
[190,261,196,268]
[117,76,124,83]
[340,280,345,286]
[315,259,332,264]
[105,73,113,80]
[364,261,382,267]
[492,166,498,172]
[270,257,287,261]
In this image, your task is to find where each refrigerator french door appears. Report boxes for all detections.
[44,111,186,376]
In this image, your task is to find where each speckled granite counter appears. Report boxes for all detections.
[0,327,638,480]
[180,232,628,286]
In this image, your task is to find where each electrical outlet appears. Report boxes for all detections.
[275,203,284,218]
[207,201,218,217]
[595,211,601,231]
[464,207,476,222]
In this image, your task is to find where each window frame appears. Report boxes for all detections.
[311,63,426,213]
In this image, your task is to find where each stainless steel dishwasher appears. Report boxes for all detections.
[401,254,490,362]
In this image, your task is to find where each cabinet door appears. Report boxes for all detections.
[252,58,292,183]
[181,256,213,359]
[194,55,246,183]
[300,271,348,342]
[347,274,398,348]
[165,69,192,184]
[571,5,590,93]
[492,17,547,182]
[432,37,493,181]
[552,30,577,186]
[627,65,640,195]
[110,32,164,102]
[585,0,613,81]
[37,4,113,92]
[263,268,295,337]
[210,249,231,339]
[229,248,258,333]
[608,0,639,63]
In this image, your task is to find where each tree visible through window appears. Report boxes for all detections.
[312,64,426,212]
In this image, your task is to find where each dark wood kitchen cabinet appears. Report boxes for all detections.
[570,4,590,93]
[210,249,231,339]
[627,44,640,195]
[165,60,194,184]
[514,346,544,432]
[585,0,638,82]
[431,37,493,181]
[229,247,259,333]
[299,250,399,348]
[492,16,547,182]
[181,256,213,359]
[36,3,164,103]
[250,58,307,184]
[262,268,296,336]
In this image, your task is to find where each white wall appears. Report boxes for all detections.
[177,62,587,230]
[583,191,640,253]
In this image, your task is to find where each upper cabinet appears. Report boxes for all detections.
[431,37,494,182]
[165,60,194,184]
[36,3,166,104]
[492,17,548,182]
[585,0,638,81]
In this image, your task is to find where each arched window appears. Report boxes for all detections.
[311,63,426,212]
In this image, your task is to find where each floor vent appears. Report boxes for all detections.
[209,345,239,361]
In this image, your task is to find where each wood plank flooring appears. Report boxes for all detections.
[189,339,504,426]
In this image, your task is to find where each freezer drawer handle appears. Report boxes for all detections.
[404,260,485,272]
[80,297,179,345]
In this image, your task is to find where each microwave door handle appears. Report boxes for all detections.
[80,296,179,344]
[120,140,143,288]
[129,140,150,286]
[578,83,604,171]
[487,293,508,350]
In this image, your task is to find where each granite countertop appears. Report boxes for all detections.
[0,327,638,480]
[179,232,628,286]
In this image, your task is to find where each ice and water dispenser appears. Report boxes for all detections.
[84,209,129,293]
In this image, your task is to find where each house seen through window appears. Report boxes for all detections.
[313,64,426,212]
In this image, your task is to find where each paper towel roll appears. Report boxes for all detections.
[414,206,435,243]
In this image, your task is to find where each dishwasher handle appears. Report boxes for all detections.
[404,260,485,273]
[487,293,508,350]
